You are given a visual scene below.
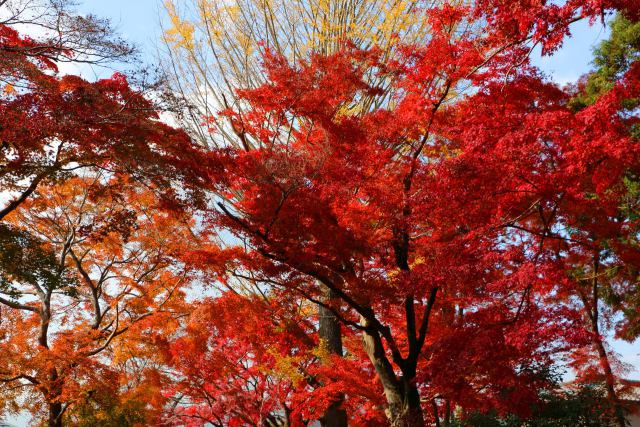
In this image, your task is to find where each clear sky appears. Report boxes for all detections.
[533,18,610,84]
[72,0,612,82]
[77,0,165,52]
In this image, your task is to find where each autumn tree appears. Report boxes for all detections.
[181,2,640,425]
[160,2,445,423]
[432,8,640,427]
[0,2,214,426]
[541,11,640,425]
[165,291,326,426]
[0,0,208,224]
[0,174,196,426]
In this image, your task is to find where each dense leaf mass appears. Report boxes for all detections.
[1,0,639,426]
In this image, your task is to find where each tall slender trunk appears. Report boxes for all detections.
[593,329,627,427]
[431,399,441,427]
[443,400,451,427]
[318,287,348,427]
[579,252,626,427]
[39,294,63,427]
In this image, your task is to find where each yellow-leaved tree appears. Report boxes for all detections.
[161,0,449,148]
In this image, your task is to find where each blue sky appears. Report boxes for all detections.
[77,0,165,54]
[72,0,611,83]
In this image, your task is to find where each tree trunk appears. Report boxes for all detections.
[40,295,63,427]
[360,317,425,427]
[319,288,343,356]
[580,252,627,427]
[443,400,451,427]
[594,336,627,427]
[385,382,424,427]
[47,366,63,427]
[48,401,63,427]
[320,400,349,427]
[318,287,348,427]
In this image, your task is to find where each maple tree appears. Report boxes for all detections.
[2,0,640,426]
[166,291,321,426]
[0,174,196,426]
[175,1,640,426]
[160,2,444,423]
[439,10,640,426]
[0,2,207,425]
[0,0,208,223]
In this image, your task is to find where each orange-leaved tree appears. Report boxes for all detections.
[0,174,197,426]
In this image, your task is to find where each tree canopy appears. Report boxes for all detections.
[1,0,639,426]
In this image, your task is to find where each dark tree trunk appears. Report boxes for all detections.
[318,287,348,427]
[443,400,451,427]
[319,288,343,356]
[320,400,349,427]
[594,336,627,427]
[579,253,627,427]
[47,368,63,427]
[48,401,63,427]
[431,399,441,427]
